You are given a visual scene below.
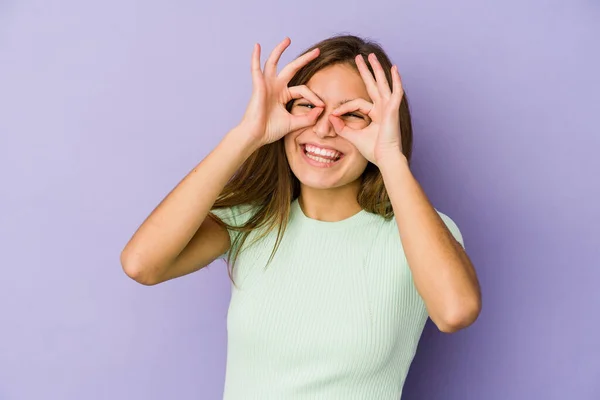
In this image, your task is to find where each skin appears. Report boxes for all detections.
[121,37,481,333]
[284,63,371,221]
[281,49,482,333]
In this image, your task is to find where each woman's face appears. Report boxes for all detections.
[284,63,371,190]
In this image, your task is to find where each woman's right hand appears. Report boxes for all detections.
[239,37,325,147]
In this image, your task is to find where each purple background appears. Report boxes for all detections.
[1,0,598,399]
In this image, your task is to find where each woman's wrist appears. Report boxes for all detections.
[378,151,410,177]
[224,124,264,157]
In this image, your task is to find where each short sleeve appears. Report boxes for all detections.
[436,210,465,248]
[209,204,257,259]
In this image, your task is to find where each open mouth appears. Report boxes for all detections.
[301,144,344,166]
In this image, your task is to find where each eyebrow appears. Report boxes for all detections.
[336,99,355,107]
[307,91,356,108]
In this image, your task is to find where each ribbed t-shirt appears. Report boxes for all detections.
[210,198,463,399]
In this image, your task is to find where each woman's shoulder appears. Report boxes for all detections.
[379,208,464,247]
[435,209,464,246]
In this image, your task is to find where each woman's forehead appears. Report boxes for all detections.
[305,64,370,103]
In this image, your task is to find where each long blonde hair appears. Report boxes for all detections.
[211,34,414,284]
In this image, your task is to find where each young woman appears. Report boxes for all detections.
[121,35,481,399]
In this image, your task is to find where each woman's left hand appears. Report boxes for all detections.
[329,53,405,167]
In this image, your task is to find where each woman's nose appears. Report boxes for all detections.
[312,109,336,138]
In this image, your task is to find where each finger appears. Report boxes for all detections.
[288,85,325,107]
[331,98,373,117]
[264,37,291,77]
[355,54,380,102]
[368,53,392,98]
[329,115,359,143]
[329,114,348,135]
[278,47,320,83]
[251,43,263,88]
[289,107,323,131]
[391,65,404,106]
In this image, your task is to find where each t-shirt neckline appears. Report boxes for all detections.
[291,198,372,230]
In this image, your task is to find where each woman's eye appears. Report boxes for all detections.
[296,103,315,109]
[343,113,363,119]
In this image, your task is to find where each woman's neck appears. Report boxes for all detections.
[298,183,362,222]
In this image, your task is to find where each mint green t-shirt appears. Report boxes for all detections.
[210,198,464,400]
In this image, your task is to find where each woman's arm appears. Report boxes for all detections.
[120,127,259,285]
[380,154,481,333]
[121,38,324,286]
[329,53,481,333]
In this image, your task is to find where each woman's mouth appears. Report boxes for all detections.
[301,144,344,168]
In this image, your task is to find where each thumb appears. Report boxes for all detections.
[329,115,359,144]
[289,107,323,131]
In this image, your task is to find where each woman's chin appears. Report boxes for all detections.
[296,173,346,190]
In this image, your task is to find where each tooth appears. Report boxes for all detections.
[304,145,342,161]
